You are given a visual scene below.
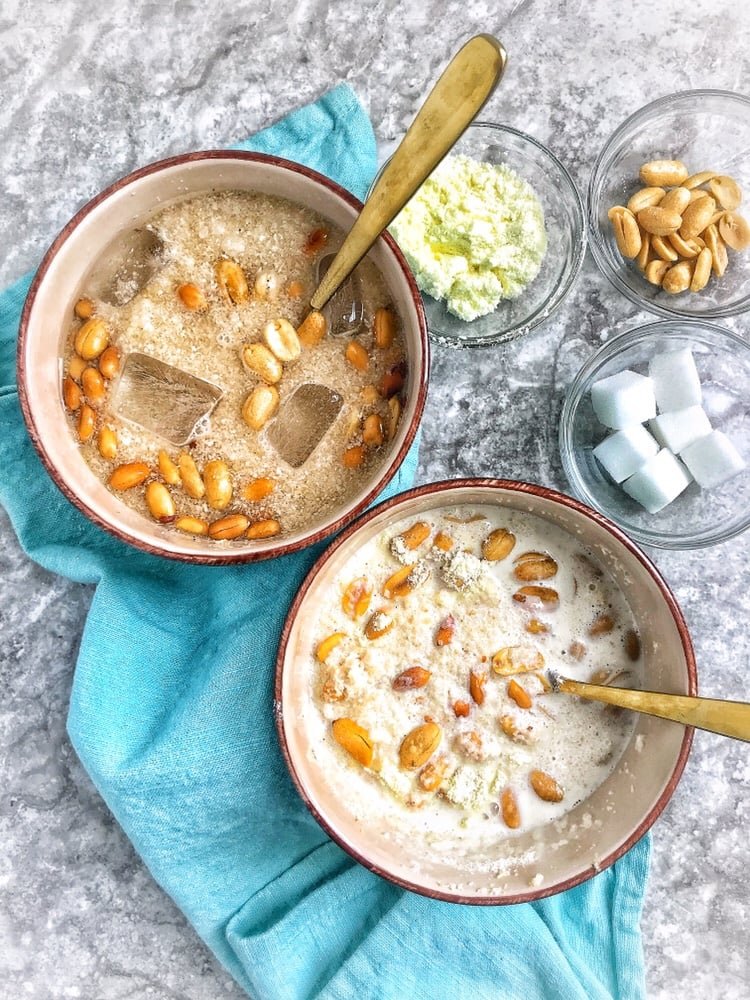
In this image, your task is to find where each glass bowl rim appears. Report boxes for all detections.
[559,317,750,550]
[587,88,750,321]
[371,120,588,349]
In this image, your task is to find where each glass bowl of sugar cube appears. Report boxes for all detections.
[560,320,750,549]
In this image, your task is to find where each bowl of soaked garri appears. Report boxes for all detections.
[276,479,696,902]
[18,152,429,562]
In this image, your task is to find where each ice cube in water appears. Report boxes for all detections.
[111,352,223,446]
[86,228,165,306]
[316,253,364,337]
[267,383,343,468]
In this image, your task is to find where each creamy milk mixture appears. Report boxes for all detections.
[64,191,405,538]
[307,505,642,859]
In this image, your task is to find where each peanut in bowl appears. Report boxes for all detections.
[275,479,695,904]
[17,152,429,562]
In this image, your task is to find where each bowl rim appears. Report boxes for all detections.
[16,150,430,564]
[371,120,588,349]
[587,88,750,320]
[559,318,750,549]
[274,476,696,905]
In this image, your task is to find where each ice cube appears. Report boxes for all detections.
[649,406,712,454]
[593,425,659,482]
[622,448,692,513]
[316,253,364,337]
[680,430,746,489]
[649,348,701,412]
[266,383,343,467]
[86,228,165,306]
[591,370,656,429]
[111,352,223,446]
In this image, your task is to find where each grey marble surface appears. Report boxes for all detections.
[1,0,749,997]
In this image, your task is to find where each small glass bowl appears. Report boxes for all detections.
[589,90,750,320]
[560,320,750,549]
[371,122,586,348]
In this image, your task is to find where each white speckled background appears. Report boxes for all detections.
[1,1,748,997]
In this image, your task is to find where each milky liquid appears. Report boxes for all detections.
[305,505,643,862]
[66,191,406,537]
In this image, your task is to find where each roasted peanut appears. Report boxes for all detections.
[433,530,453,552]
[396,521,431,550]
[703,224,728,277]
[399,722,441,769]
[246,518,281,539]
[662,260,693,294]
[204,460,233,510]
[242,476,276,502]
[73,297,95,320]
[242,342,283,384]
[362,413,385,446]
[667,232,702,258]
[158,450,181,486]
[610,207,642,258]
[625,629,642,661]
[690,247,713,292]
[469,670,486,705]
[513,552,558,581]
[625,187,664,214]
[659,186,691,215]
[77,403,96,443]
[215,258,249,304]
[343,444,366,469]
[651,235,679,262]
[383,563,427,599]
[639,159,688,187]
[453,700,470,718]
[387,396,401,440]
[178,453,205,499]
[709,175,742,211]
[636,206,682,236]
[680,195,716,239]
[242,384,279,431]
[392,666,431,690]
[177,282,207,311]
[63,375,81,411]
[720,211,750,251]
[373,307,396,348]
[501,787,521,829]
[379,363,405,398]
[512,585,560,610]
[435,614,456,647]
[364,611,394,640]
[332,717,374,768]
[98,345,120,380]
[263,318,301,362]
[482,528,516,561]
[530,770,564,802]
[97,425,117,461]
[109,461,149,491]
[507,679,532,709]
[683,170,716,189]
[74,317,109,360]
[645,259,671,285]
[254,271,279,301]
[589,613,615,636]
[174,516,209,536]
[145,482,176,523]
[492,645,544,676]
[67,355,87,381]
[345,340,369,372]
[635,229,651,271]
[81,366,106,405]
[208,513,250,540]
[342,577,372,619]
[297,310,327,346]
[525,617,549,634]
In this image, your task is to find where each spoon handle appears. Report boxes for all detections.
[559,678,750,742]
[309,34,507,311]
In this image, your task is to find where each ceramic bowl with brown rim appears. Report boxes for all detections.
[276,479,695,904]
[17,152,429,563]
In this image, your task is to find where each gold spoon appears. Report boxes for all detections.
[549,672,750,742]
[308,33,507,314]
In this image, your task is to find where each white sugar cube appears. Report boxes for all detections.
[680,430,746,489]
[593,425,659,482]
[649,348,701,412]
[591,370,656,429]
[649,406,712,454]
[622,448,692,513]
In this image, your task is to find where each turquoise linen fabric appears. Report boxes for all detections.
[0,84,650,1000]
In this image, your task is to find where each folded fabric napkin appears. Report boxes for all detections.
[0,84,650,1000]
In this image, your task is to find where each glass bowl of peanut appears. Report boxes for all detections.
[589,90,750,319]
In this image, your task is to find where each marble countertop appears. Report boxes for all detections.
[1,0,748,997]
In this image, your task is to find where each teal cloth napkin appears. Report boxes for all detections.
[0,84,650,1000]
